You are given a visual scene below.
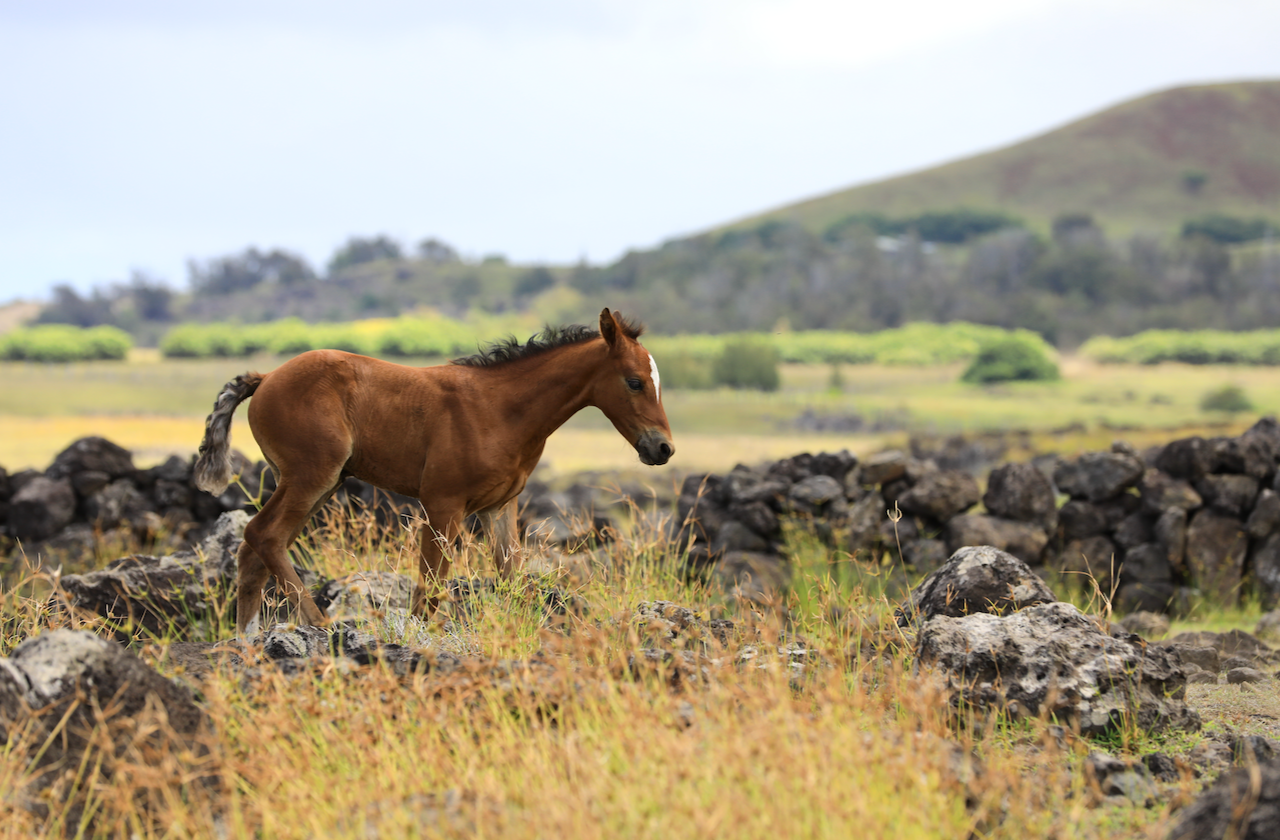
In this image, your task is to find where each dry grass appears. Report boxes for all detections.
[0,508,1227,840]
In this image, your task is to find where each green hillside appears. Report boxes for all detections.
[726,80,1280,239]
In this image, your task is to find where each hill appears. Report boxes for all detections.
[725,80,1280,239]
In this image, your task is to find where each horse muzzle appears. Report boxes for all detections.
[636,431,675,466]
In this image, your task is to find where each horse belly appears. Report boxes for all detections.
[345,440,428,498]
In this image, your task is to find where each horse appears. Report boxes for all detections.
[192,308,674,638]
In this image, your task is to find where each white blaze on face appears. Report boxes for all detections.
[648,352,661,401]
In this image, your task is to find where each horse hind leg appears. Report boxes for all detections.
[240,480,339,631]
[235,485,342,638]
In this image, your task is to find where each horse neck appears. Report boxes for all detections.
[473,341,605,443]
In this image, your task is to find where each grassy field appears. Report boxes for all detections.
[0,351,1274,474]
[1,511,1268,839]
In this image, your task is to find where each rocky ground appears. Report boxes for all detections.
[6,532,1280,837]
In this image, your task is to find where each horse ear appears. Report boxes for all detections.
[599,308,619,348]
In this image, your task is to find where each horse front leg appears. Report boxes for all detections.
[489,498,521,580]
[234,540,272,640]
[410,503,464,619]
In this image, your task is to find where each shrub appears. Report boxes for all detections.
[375,316,475,358]
[81,326,132,360]
[1,325,133,362]
[873,322,1032,366]
[1079,329,1280,366]
[774,331,876,364]
[643,334,724,364]
[160,323,255,358]
[712,337,781,391]
[159,325,212,358]
[1200,384,1255,414]
[205,329,249,357]
[961,336,1060,384]
[313,324,373,355]
[655,351,715,390]
[263,318,317,356]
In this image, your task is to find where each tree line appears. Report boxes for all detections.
[32,210,1280,349]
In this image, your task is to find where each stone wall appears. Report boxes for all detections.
[5,418,1280,615]
[0,436,421,564]
[674,417,1280,613]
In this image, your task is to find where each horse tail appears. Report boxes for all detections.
[194,372,265,494]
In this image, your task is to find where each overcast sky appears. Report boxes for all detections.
[2,0,1279,302]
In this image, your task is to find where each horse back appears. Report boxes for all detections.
[249,350,460,496]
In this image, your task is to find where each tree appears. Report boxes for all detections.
[1029,244,1143,305]
[513,267,556,299]
[1182,214,1277,244]
[190,248,316,296]
[906,209,1020,244]
[124,272,174,321]
[327,235,403,275]
[417,237,460,263]
[35,284,113,327]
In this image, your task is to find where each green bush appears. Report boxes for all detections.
[774,331,876,364]
[1079,329,1280,366]
[961,335,1060,384]
[160,323,258,358]
[871,322,1042,366]
[375,316,475,358]
[643,334,724,363]
[158,325,212,358]
[263,318,317,355]
[1200,384,1255,413]
[160,316,477,359]
[712,337,781,391]
[312,324,373,355]
[655,351,715,390]
[81,326,132,360]
[204,325,250,357]
[1,325,133,362]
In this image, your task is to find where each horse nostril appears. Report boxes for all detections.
[659,442,673,458]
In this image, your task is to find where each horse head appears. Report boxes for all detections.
[594,308,675,466]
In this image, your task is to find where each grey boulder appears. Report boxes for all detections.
[915,601,1200,736]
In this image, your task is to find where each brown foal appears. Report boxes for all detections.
[193,308,674,638]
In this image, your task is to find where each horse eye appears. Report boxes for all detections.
[626,377,643,391]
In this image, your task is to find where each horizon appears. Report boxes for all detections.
[3,0,1280,303]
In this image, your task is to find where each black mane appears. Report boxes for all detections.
[450,316,644,368]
